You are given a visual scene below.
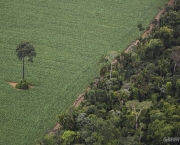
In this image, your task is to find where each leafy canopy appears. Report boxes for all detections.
[16,40,36,62]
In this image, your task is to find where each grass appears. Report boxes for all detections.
[0,0,167,144]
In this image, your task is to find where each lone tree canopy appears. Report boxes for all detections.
[137,23,144,37]
[16,40,36,80]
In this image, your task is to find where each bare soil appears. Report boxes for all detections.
[49,0,175,134]
[8,82,35,89]
[168,0,175,7]
[49,123,61,134]
[49,93,85,134]
[73,93,85,107]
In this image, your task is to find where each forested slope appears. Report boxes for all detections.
[39,1,180,144]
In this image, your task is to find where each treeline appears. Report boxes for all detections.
[38,1,180,145]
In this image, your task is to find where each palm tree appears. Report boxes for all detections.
[16,41,36,80]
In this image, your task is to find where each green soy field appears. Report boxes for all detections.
[0,0,167,144]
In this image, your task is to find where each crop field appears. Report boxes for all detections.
[0,0,167,144]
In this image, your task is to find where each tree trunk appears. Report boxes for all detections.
[22,57,24,80]
[139,127,141,143]
[135,115,138,130]
[110,63,112,79]
[110,56,114,79]
[174,63,177,74]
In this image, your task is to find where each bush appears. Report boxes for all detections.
[43,134,56,145]
[15,80,29,89]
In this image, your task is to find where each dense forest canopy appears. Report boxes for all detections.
[39,1,180,145]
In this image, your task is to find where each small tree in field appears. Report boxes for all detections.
[16,40,36,80]
[137,23,144,37]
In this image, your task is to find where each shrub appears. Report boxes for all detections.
[15,80,29,90]
[112,71,118,78]
[43,134,56,145]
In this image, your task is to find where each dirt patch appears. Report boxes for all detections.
[168,0,175,7]
[125,40,140,53]
[49,123,61,134]
[49,93,85,134]
[111,59,118,65]
[141,8,164,38]
[8,82,35,89]
[73,93,85,107]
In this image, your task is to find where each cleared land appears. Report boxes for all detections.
[0,0,167,144]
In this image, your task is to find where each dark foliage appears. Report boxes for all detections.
[15,79,29,90]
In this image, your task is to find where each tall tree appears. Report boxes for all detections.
[99,51,118,79]
[125,100,152,130]
[170,46,180,74]
[145,39,163,59]
[16,41,36,80]
[155,26,173,48]
[62,130,80,145]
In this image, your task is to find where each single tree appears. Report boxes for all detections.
[62,130,80,145]
[137,23,144,37]
[125,100,152,130]
[99,51,118,79]
[145,39,163,59]
[165,82,172,95]
[16,41,36,80]
[156,26,173,48]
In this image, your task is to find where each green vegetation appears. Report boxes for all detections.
[39,1,180,145]
[0,0,167,145]
[15,79,29,90]
[16,40,36,81]
[137,23,144,37]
